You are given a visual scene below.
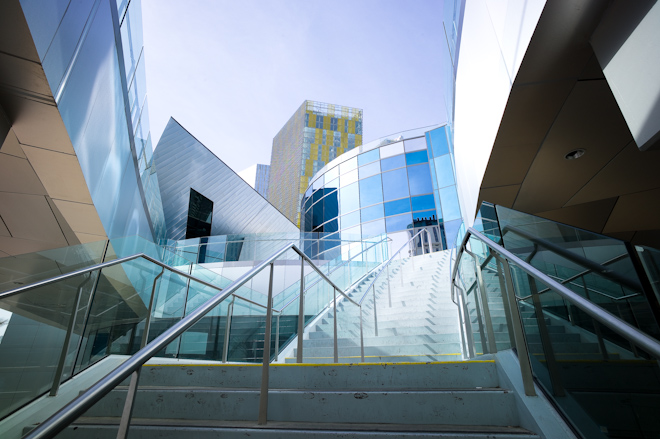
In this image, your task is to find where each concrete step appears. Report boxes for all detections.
[286,354,465,363]
[308,325,460,339]
[294,342,463,358]
[303,333,461,348]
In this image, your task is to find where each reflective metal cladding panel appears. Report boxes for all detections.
[154,119,299,240]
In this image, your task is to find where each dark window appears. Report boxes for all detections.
[330,117,338,131]
[186,189,213,239]
[316,115,324,129]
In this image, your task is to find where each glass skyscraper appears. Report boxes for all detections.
[268,100,363,227]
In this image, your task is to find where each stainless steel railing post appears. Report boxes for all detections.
[494,256,516,348]
[222,296,235,363]
[472,255,497,354]
[297,256,305,363]
[116,267,164,439]
[258,262,275,425]
[359,307,365,362]
[50,274,92,397]
[372,284,379,337]
[333,287,339,363]
[528,274,565,397]
[499,257,536,396]
[274,313,280,362]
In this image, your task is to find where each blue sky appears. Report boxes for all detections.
[142,0,447,174]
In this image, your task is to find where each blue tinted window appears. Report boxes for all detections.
[361,203,384,222]
[324,219,338,233]
[440,186,461,221]
[362,219,385,238]
[405,150,428,165]
[358,161,380,179]
[382,168,409,201]
[384,198,411,216]
[312,202,323,229]
[434,155,455,188]
[323,192,339,220]
[358,149,380,166]
[442,219,462,250]
[381,154,406,172]
[340,182,360,213]
[407,164,433,196]
[341,210,361,230]
[386,213,413,233]
[429,127,449,157]
[411,194,435,212]
[359,175,383,207]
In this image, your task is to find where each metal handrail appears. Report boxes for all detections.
[22,236,394,438]
[453,227,660,359]
[276,235,390,312]
[356,228,432,306]
[501,225,641,291]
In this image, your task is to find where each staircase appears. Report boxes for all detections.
[290,250,462,363]
[57,361,540,438]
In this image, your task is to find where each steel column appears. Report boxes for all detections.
[333,287,339,362]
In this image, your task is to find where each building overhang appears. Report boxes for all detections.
[478,0,660,248]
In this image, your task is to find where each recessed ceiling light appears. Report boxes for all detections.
[564,149,586,160]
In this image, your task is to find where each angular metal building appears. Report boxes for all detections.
[154,118,299,240]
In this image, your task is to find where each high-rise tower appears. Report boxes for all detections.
[268,100,363,226]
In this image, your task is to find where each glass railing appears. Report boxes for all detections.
[5,233,392,438]
[453,226,660,439]
[0,232,390,434]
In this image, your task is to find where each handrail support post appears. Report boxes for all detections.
[258,263,275,425]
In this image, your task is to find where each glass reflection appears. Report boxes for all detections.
[382,168,409,201]
[340,169,358,187]
[386,213,413,233]
[440,186,461,221]
[380,141,405,158]
[362,219,386,238]
[358,149,379,166]
[434,155,455,188]
[404,137,427,152]
[428,127,449,157]
[381,155,406,172]
[407,164,433,196]
[340,182,360,213]
[359,161,380,179]
[361,203,384,222]
[405,150,428,165]
[411,194,435,211]
[359,174,383,207]
[340,157,358,175]
[384,198,411,216]
[340,210,361,230]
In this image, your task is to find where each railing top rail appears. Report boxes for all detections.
[501,225,641,290]
[357,228,432,306]
[457,227,660,359]
[0,253,229,301]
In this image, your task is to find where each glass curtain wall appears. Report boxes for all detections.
[301,128,462,254]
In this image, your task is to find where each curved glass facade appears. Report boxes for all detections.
[301,126,462,254]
